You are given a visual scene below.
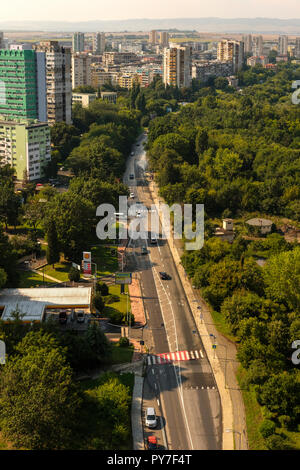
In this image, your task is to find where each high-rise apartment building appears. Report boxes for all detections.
[149,30,159,45]
[252,35,263,56]
[72,53,92,89]
[295,37,300,59]
[243,34,252,54]
[217,39,244,73]
[72,32,85,53]
[163,44,192,88]
[93,32,106,54]
[160,32,169,48]
[0,118,51,181]
[33,41,72,125]
[0,49,47,122]
[278,35,288,55]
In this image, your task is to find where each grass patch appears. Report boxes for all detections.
[210,309,236,343]
[110,342,134,364]
[236,367,266,450]
[17,270,57,288]
[38,261,72,282]
[103,284,132,325]
[91,244,118,277]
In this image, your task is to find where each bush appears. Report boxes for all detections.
[68,267,80,282]
[259,419,276,439]
[93,293,105,313]
[265,434,291,450]
[96,282,109,296]
[118,337,130,347]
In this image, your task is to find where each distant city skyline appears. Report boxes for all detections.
[2,0,300,22]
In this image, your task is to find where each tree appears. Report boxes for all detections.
[46,219,60,267]
[259,420,276,439]
[0,267,7,288]
[0,331,81,449]
[96,282,109,296]
[93,292,105,313]
[263,247,300,311]
[68,266,80,283]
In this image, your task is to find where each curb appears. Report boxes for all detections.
[149,181,234,451]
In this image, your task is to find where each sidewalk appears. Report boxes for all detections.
[148,180,244,450]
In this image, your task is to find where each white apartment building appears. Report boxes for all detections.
[73,32,85,53]
[93,32,105,54]
[72,92,97,108]
[72,53,92,89]
[33,41,72,125]
[278,35,288,55]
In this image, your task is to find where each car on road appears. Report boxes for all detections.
[129,192,135,199]
[76,310,85,323]
[131,152,134,156]
[141,246,147,255]
[129,174,134,180]
[147,436,158,450]
[150,235,158,244]
[136,211,141,218]
[145,407,157,428]
[159,272,169,280]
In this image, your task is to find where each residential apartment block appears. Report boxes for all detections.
[278,35,288,55]
[0,49,47,122]
[0,33,4,49]
[102,52,139,66]
[72,53,92,89]
[73,32,85,53]
[217,39,244,73]
[192,61,234,82]
[93,32,105,54]
[72,92,97,108]
[0,118,51,181]
[163,44,192,88]
[33,41,72,125]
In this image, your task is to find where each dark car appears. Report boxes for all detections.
[141,247,147,255]
[147,436,158,450]
[159,272,169,280]
[59,310,67,324]
[129,174,134,180]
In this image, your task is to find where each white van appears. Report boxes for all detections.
[145,407,157,428]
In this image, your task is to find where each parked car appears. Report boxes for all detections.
[76,310,85,323]
[141,247,147,255]
[150,235,158,244]
[129,174,134,180]
[129,192,135,199]
[146,407,157,428]
[159,272,169,280]
[147,436,158,450]
[59,310,67,324]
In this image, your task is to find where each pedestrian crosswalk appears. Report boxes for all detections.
[147,349,204,365]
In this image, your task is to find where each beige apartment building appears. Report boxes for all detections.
[93,32,106,54]
[33,41,72,125]
[163,44,192,88]
[72,53,92,89]
[217,39,244,73]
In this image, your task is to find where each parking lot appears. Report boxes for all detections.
[45,308,92,331]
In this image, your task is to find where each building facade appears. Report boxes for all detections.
[160,32,169,48]
[93,32,105,54]
[72,92,97,108]
[0,33,4,49]
[217,39,244,73]
[33,41,72,125]
[72,53,92,89]
[163,44,192,88]
[72,32,85,53]
[192,61,233,82]
[278,35,288,55]
[243,34,252,54]
[0,49,47,122]
[149,30,159,45]
[0,119,51,181]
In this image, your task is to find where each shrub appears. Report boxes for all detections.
[259,419,276,439]
[96,282,109,296]
[118,337,130,348]
[93,293,105,313]
[68,267,80,282]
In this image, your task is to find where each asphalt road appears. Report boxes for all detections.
[124,133,222,450]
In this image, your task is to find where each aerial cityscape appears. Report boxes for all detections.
[0,0,299,458]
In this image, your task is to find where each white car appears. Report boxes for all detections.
[129,193,135,199]
[136,211,141,218]
[145,407,157,428]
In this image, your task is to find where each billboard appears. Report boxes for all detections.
[115,272,132,285]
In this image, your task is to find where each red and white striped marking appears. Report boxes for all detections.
[147,350,204,365]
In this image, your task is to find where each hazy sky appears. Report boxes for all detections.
[2,0,300,22]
